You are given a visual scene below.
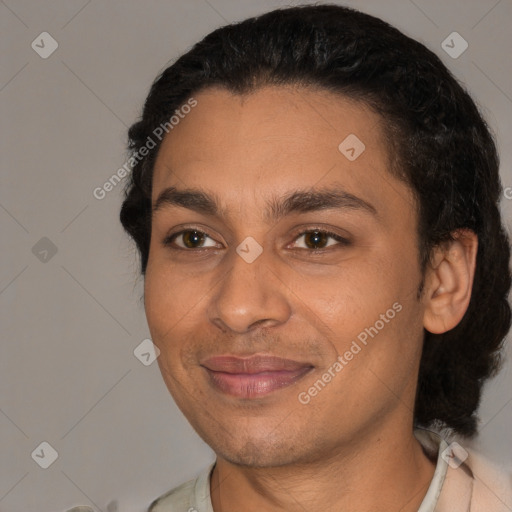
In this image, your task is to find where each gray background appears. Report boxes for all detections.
[1,0,511,511]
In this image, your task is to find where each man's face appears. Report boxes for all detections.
[145,86,427,467]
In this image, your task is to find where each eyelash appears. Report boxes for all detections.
[161,227,351,252]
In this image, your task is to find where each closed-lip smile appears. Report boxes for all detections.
[200,354,314,398]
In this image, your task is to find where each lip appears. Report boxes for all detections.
[201,355,314,398]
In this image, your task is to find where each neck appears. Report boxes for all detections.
[210,420,436,512]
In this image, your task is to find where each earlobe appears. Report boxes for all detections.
[423,230,478,334]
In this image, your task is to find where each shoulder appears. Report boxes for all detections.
[414,428,511,511]
[148,464,215,512]
[148,478,197,512]
[439,442,512,512]
[466,448,512,511]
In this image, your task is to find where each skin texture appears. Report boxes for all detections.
[144,86,477,512]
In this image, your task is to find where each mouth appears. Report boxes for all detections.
[200,354,314,398]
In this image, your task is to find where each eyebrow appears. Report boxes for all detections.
[152,185,378,221]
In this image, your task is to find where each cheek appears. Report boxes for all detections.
[144,265,208,395]
[297,246,421,351]
[294,257,398,323]
[144,259,205,347]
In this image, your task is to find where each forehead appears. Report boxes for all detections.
[151,85,411,218]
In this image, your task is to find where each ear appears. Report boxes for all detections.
[422,229,478,334]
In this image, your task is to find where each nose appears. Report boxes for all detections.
[208,248,292,334]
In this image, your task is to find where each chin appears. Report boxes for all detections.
[208,432,310,468]
[222,445,296,468]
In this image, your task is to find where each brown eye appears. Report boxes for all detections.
[182,230,206,248]
[304,231,329,249]
[163,230,219,250]
[291,229,350,251]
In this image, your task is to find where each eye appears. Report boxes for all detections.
[163,229,220,250]
[291,229,350,250]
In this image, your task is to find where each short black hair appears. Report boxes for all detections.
[120,4,511,437]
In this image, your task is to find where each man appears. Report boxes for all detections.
[120,4,512,511]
